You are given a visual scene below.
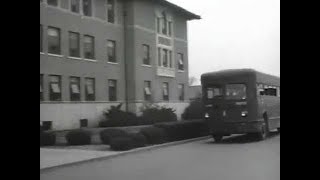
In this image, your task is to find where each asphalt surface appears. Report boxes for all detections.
[40,132,280,180]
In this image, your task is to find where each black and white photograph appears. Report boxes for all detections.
[40,0,280,179]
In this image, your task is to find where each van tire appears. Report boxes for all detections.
[256,124,267,141]
[212,134,223,142]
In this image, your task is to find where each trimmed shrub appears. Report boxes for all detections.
[129,132,147,148]
[110,137,134,151]
[65,129,91,145]
[182,98,204,120]
[100,129,129,144]
[140,127,167,144]
[154,120,209,141]
[140,104,177,124]
[40,132,56,146]
[99,104,139,127]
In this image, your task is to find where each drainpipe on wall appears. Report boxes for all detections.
[123,1,129,112]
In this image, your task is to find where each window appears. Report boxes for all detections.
[169,51,172,68]
[162,82,169,101]
[178,53,184,70]
[142,45,150,65]
[47,27,61,55]
[49,75,61,101]
[107,0,115,23]
[71,0,80,13]
[85,78,95,101]
[83,0,92,16]
[263,85,277,96]
[108,80,117,101]
[47,0,58,6]
[226,84,247,100]
[107,40,116,62]
[40,75,43,101]
[144,81,151,101]
[161,12,167,35]
[158,47,161,66]
[162,49,168,67]
[69,32,80,57]
[168,21,172,36]
[178,84,184,101]
[207,86,223,99]
[40,25,43,52]
[84,35,95,59]
[70,77,81,101]
[157,17,161,33]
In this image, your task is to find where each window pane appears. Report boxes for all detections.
[178,53,184,70]
[207,87,223,99]
[158,48,161,66]
[109,80,117,101]
[85,78,95,101]
[169,51,172,68]
[178,84,184,101]
[71,0,80,13]
[107,40,116,62]
[168,21,172,36]
[226,84,247,100]
[163,83,169,100]
[83,0,92,16]
[107,0,115,23]
[69,32,80,57]
[47,27,61,54]
[49,75,61,101]
[48,0,58,6]
[70,77,81,101]
[144,81,151,101]
[143,45,150,65]
[162,49,168,67]
[157,18,161,33]
[84,35,94,59]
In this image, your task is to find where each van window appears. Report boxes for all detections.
[207,87,223,99]
[226,84,247,100]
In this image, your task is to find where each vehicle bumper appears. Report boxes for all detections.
[207,121,263,134]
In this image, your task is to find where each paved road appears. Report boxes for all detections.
[40,133,280,180]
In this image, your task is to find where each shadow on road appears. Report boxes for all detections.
[206,131,280,144]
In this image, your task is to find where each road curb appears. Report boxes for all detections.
[40,136,211,172]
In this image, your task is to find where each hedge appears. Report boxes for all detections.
[110,137,134,151]
[65,129,91,145]
[129,132,147,148]
[40,132,56,146]
[100,129,129,144]
[154,120,209,141]
[139,127,167,144]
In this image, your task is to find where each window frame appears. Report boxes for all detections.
[144,81,152,101]
[85,78,95,101]
[69,31,81,58]
[82,0,92,17]
[178,84,185,101]
[107,0,115,23]
[107,40,116,63]
[70,0,81,14]
[47,0,59,7]
[47,26,61,55]
[40,74,44,101]
[49,75,62,101]
[83,35,95,60]
[108,79,117,101]
[142,44,150,65]
[162,82,169,101]
[70,76,81,101]
[177,53,184,71]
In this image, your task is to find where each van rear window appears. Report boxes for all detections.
[226,84,247,100]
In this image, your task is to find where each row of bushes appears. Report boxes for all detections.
[99,104,177,127]
[40,120,209,150]
[104,120,209,151]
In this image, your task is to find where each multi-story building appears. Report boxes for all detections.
[40,0,201,130]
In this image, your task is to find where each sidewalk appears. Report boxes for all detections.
[40,136,210,171]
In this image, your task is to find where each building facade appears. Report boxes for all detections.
[40,0,200,130]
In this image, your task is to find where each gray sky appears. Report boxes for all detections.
[167,0,280,85]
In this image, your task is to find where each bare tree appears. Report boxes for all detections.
[189,76,198,86]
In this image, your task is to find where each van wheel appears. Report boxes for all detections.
[212,134,223,142]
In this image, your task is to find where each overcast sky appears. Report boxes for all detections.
[167,0,280,85]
